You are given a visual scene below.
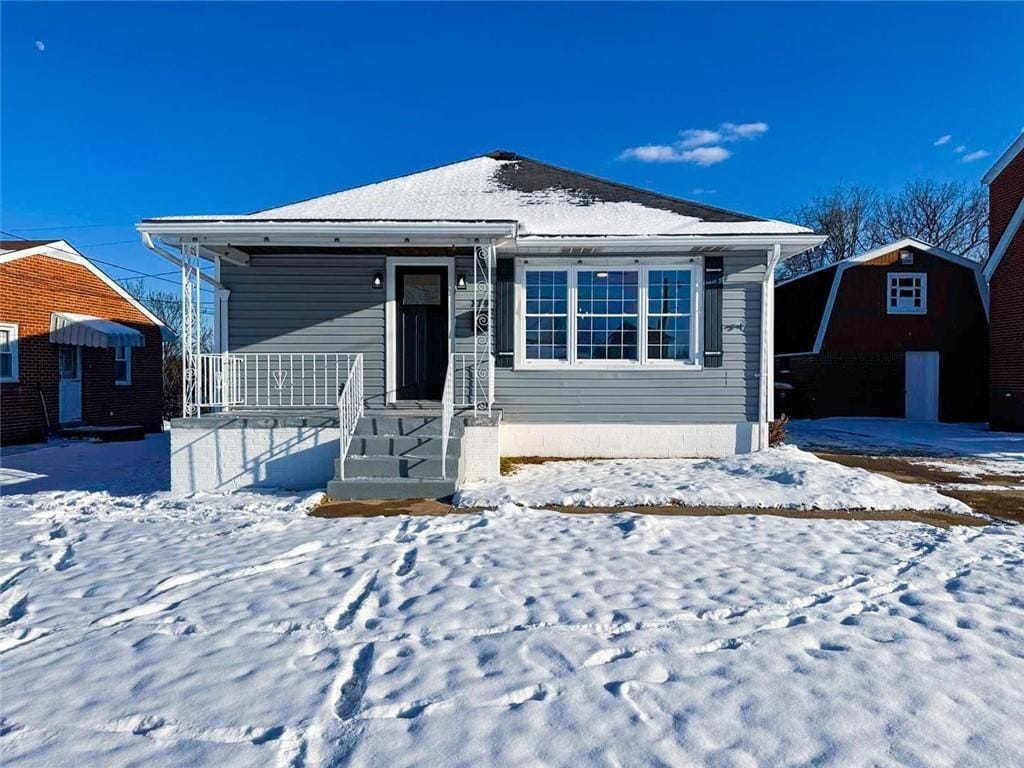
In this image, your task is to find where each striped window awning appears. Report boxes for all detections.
[49,312,146,348]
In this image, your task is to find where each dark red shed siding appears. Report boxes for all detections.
[775,244,988,422]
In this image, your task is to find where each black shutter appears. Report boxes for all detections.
[494,258,515,368]
[704,257,724,368]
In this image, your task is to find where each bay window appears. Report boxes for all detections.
[518,261,701,368]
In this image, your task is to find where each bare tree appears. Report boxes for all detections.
[780,185,876,279]
[780,179,990,280]
[123,279,213,419]
[868,179,988,260]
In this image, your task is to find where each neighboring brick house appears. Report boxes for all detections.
[0,240,170,445]
[775,238,989,423]
[983,133,1024,431]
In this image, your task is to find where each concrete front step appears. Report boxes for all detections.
[339,453,459,480]
[350,434,459,457]
[355,414,445,437]
[326,476,457,501]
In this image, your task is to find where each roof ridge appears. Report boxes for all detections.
[484,150,766,223]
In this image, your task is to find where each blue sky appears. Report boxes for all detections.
[2,2,1022,293]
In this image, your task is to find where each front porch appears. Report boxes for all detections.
[155,234,506,497]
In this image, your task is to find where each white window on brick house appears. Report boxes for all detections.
[887,272,927,315]
[114,345,131,385]
[0,323,18,382]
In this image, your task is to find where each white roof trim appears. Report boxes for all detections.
[0,240,169,331]
[777,237,979,287]
[983,195,1024,282]
[777,238,987,355]
[982,132,1024,185]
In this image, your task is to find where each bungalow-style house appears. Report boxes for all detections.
[982,133,1024,431]
[774,238,988,422]
[137,151,823,498]
[0,240,170,445]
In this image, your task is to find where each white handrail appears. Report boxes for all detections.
[440,354,455,479]
[195,352,356,411]
[336,354,364,481]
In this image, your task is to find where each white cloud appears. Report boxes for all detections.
[678,129,723,149]
[34,40,45,52]
[619,145,731,166]
[934,134,952,146]
[721,122,769,140]
[961,149,991,163]
[620,120,766,165]
[954,145,966,153]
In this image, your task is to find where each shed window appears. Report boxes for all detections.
[888,273,927,315]
[115,345,131,384]
[519,262,701,368]
[0,323,18,382]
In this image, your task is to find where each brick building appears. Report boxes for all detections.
[0,240,170,445]
[983,134,1024,431]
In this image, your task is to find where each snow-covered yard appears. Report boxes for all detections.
[455,445,973,514]
[2,436,1024,766]
[788,418,1024,481]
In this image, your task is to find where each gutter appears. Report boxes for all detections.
[139,232,222,288]
[759,243,783,450]
[136,220,518,247]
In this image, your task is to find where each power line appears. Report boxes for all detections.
[0,222,125,232]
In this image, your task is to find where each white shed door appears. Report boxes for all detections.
[905,351,939,422]
[58,346,82,424]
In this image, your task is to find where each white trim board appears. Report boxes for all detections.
[384,256,455,404]
[0,240,170,331]
[983,196,1024,283]
[982,132,1024,185]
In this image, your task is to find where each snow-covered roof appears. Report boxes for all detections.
[982,132,1024,185]
[145,151,812,238]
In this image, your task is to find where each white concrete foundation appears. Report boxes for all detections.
[499,422,761,459]
[459,422,502,482]
[171,422,341,494]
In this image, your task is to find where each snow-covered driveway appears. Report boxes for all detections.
[3,457,1023,766]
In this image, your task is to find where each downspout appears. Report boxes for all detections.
[759,243,783,450]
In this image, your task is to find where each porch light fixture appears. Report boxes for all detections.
[456,274,468,290]
[371,272,384,289]
[596,271,609,278]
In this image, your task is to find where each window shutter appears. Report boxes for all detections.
[704,257,724,368]
[494,258,515,368]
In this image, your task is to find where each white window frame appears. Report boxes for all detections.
[114,345,132,385]
[514,258,703,370]
[887,272,927,315]
[0,322,19,383]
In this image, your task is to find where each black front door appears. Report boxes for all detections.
[396,266,448,400]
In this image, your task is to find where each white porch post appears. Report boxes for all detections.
[180,242,203,417]
[473,243,494,414]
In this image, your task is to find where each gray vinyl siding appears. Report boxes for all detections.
[494,253,766,423]
[222,254,388,406]
[222,251,766,423]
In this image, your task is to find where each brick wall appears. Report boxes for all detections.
[0,253,164,445]
[988,148,1024,431]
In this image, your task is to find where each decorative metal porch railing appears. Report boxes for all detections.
[440,355,454,480]
[451,352,494,411]
[195,352,360,411]
[336,353,364,481]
